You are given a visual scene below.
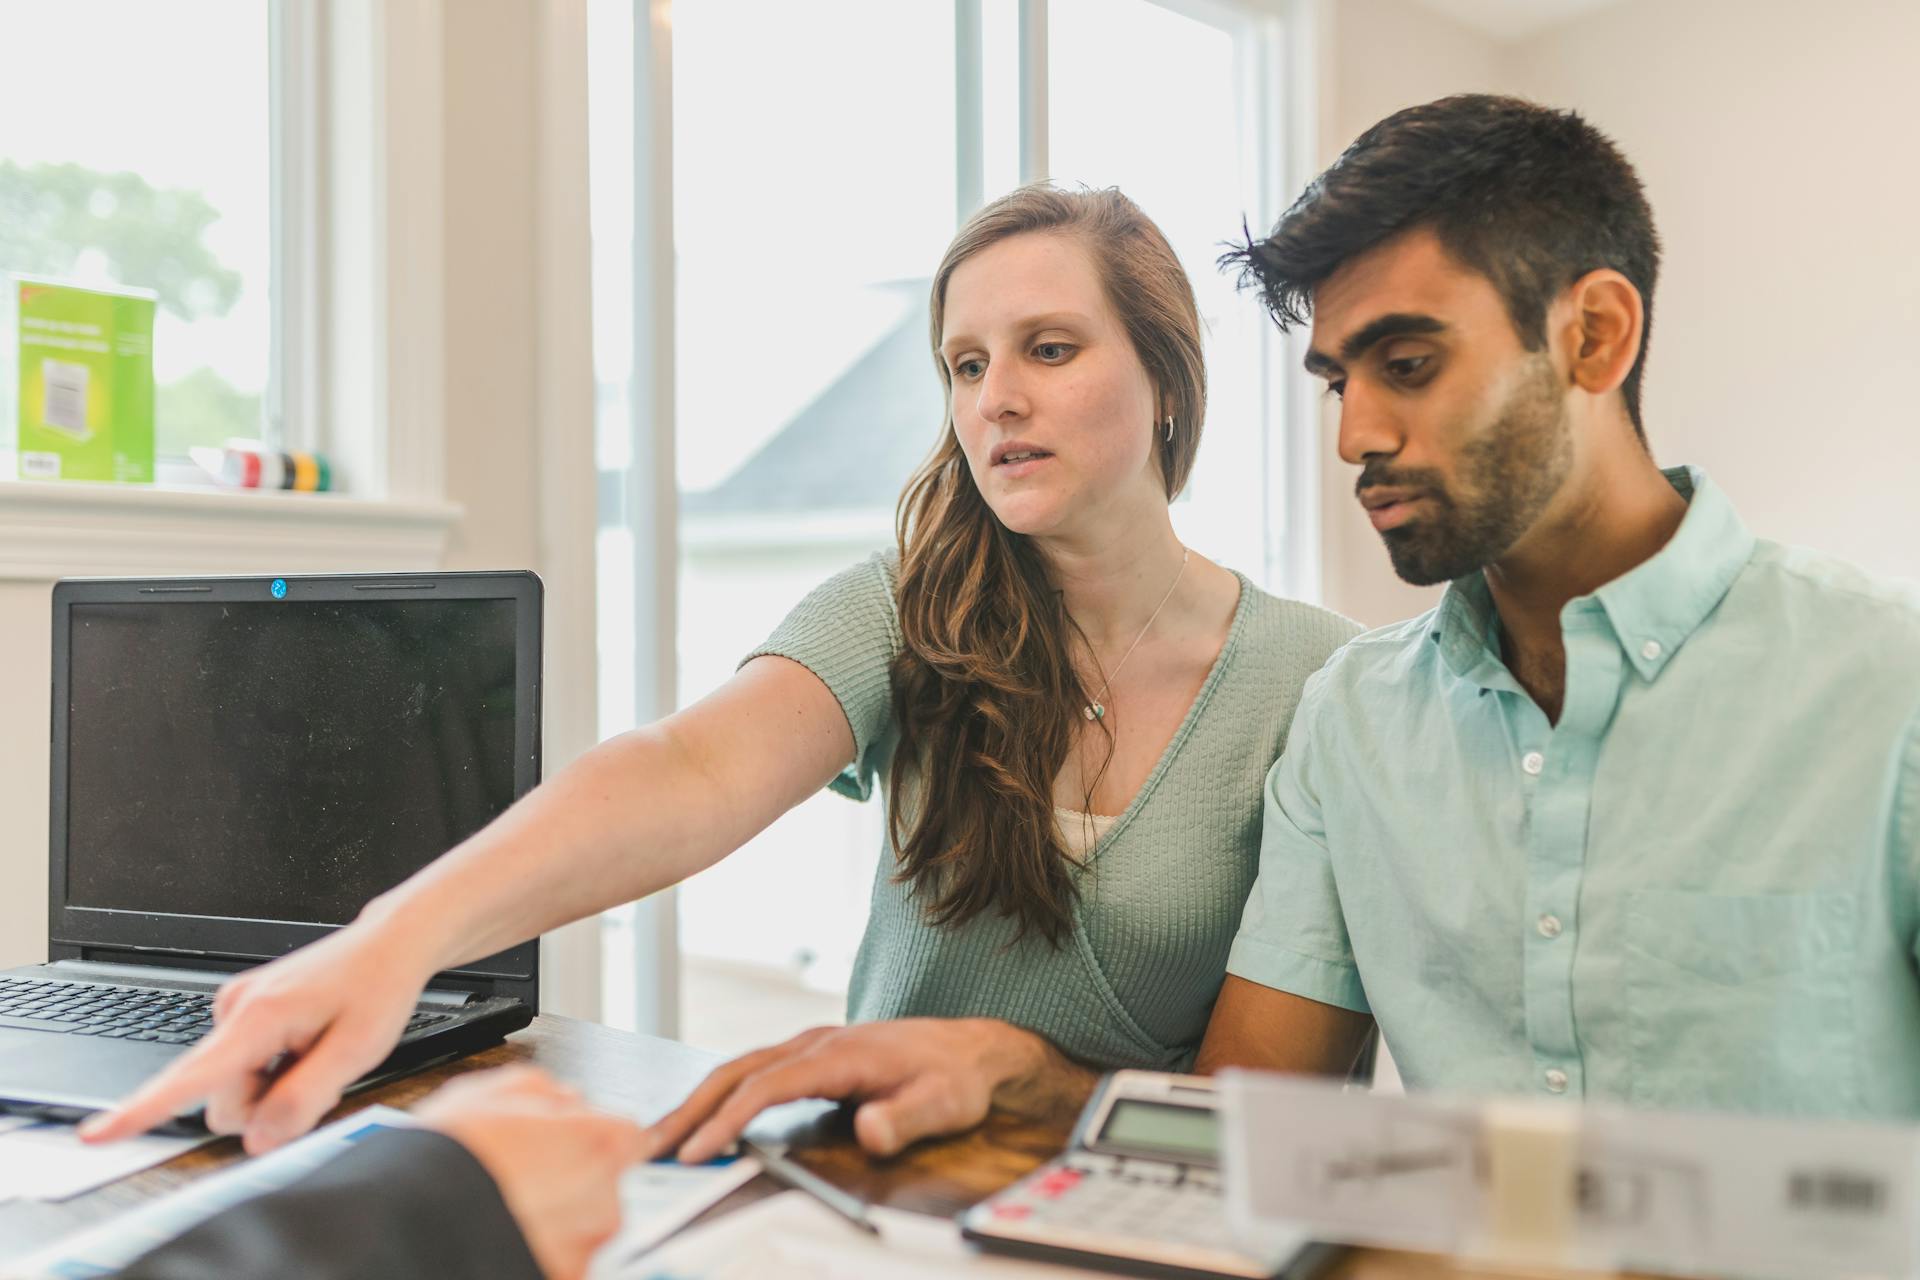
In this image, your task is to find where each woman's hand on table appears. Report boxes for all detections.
[643,1017,1093,1163]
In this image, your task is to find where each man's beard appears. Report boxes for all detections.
[1364,355,1573,587]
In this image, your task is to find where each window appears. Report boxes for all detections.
[592,0,1299,1048]
[1049,0,1276,575]
[0,0,276,464]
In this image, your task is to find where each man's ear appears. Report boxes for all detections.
[1562,268,1644,400]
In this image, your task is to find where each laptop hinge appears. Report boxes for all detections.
[415,988,474,1009]
[43,958,476,1008]
[46,958,228,992]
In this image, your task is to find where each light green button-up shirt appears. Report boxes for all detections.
[1229,467,1920,1117]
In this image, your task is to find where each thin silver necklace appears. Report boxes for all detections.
[1080,547,1190,722]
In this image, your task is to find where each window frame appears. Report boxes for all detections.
[604,0,1318,1037]
[1,0,458,554]
[270,0,322,461]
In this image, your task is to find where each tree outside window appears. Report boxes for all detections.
[0,1,271,461]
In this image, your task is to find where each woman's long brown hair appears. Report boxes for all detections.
[887,185,1206,946]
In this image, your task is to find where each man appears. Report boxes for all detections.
[1194,91,1920,1113]
[640,92,1920,1166]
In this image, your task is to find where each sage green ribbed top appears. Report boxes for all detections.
[746,552,1359,1070]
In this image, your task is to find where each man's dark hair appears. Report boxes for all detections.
[1222,94,1661,440]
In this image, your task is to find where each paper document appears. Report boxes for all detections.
[3,1106,419,1279]
[587,1154,766,1276]
[611,1190,1122,1279]
[1221,1071,1920,1280]
[0,1115,214,1204]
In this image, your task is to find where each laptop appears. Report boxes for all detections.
[0,571,544,1130]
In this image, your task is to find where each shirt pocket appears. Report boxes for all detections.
[1622,890,1858,1115]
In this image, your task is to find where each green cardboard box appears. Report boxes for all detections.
[3,276,156,483]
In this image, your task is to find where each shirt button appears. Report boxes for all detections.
[1641,639,1663,661]
[1537,914,1563,939]
[1544,1068,1569,1094]
[1522,751,1545,776]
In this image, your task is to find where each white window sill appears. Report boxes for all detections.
[0,479,462,582]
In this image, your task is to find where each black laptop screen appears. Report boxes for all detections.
[63,598,520,926]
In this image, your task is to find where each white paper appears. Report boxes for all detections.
[587,1154,765,1276]
[0,1115,213,1204]
[2,1106,419,1280]
[612,1190,1121,1280]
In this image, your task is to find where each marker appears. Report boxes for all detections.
[740,1139,879,1236]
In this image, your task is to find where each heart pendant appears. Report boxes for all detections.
[1083,703,1104,721]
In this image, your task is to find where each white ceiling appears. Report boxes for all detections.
[1404,0,1626,42]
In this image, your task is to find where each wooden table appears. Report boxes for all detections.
[0,1015,1601,1278]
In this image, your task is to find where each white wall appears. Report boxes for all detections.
[1503,0,1920,584]
[1,582,55,964]
[1309,0,1920,626]
[440,0,603,1018]
[442,3,539,575]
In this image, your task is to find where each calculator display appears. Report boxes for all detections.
[1097,1099,1219,1159]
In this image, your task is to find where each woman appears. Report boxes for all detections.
[90,184,1357,1160]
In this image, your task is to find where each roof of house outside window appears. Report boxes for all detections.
[683,281,943,517]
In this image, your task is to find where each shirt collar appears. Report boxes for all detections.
[1431,570,1502,684]
[1590,466,1756,680]
[1431,466,1757,684]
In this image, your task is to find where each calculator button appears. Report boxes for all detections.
[1033,1170,1080,1198]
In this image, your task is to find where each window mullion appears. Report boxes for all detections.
[626,0,681,1041]
[1269,2,1320,602]
[955,0,984,221]
[269,0,324,457]
[1018,0,1049,182]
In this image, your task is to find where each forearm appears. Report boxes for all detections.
[364,715,808,975]
[1191,976,1376,1078]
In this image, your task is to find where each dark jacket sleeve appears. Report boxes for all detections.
[112,1127,544,1279]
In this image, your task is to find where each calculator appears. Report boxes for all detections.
[959,1071,1346,1280]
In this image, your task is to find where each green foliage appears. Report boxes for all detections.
[156,366,262,453]
[1,160,264,456]
[0,160,242,321]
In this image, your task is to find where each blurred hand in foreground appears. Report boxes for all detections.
[418,1066,649,1280]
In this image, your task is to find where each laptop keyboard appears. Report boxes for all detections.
[0,978,450,1045]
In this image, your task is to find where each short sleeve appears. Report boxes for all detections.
[1226,666,1370,1013]
[742,552,900,802]
[1897,706,1920,967]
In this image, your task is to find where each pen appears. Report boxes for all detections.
[740,1138,881,1236]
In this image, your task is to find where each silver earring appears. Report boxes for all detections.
[1164,415,1174,442]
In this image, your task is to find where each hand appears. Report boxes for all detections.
[417,1066,647,1280]
[79,919,438,1153]
[643,1018,1057,1164]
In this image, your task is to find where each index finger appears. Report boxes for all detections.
[677,1050,880,1164]
[641,1029,835,1160]
[79,1021,292,1143]
[600,1111,654,1169]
